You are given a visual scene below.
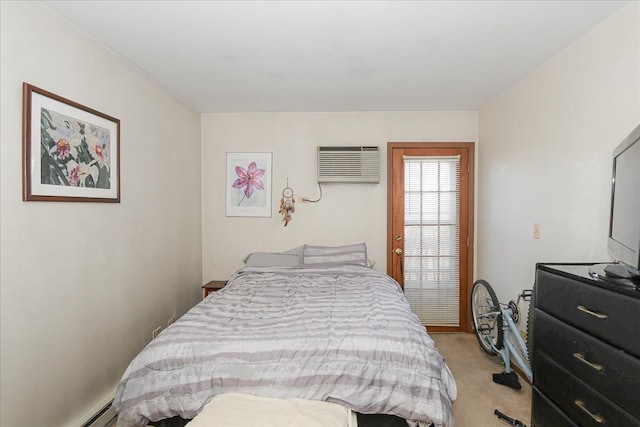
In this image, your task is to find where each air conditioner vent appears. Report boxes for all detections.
[317,146,380,183]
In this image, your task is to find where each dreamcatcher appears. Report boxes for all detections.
[279,180,295,226]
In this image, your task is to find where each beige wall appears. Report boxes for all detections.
[0,2,202,426]
[201,112,478,280]
[478,2,640,302]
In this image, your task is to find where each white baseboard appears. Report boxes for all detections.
[67,387,118,427]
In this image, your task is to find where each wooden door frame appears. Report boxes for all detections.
[386,142,475,333]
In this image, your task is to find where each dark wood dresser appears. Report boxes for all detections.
[531,263,640,427]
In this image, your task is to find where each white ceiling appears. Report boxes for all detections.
[42,0,627,113]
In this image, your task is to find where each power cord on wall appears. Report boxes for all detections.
[301,183,323,203]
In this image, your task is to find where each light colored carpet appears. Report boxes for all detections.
[431,333,532,427]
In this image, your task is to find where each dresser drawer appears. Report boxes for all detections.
[535,352,640,427]
[534,309,640,418]
[531,387,578,427]
[536,269,640,358]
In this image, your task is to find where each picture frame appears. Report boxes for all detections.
[226,152,272,217]
[22,83,120,202]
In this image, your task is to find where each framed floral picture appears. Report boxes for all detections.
[22,83,120,202]
[226,152,272,217]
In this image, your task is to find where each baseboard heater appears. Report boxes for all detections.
[82,401,117,427]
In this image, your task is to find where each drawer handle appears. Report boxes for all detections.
[577,305,608,319]
[575,400,604,423]
[573,352,604,371]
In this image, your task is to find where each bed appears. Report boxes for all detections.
[113,244,456,427]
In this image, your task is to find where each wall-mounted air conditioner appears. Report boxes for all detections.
[317,146,380,183]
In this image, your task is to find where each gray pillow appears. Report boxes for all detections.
[282,245,304,258]
[302,243,368,266]
[243,252,301,267]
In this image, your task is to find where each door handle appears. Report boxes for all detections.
[393,247,404,277]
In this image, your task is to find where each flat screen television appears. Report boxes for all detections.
[603,123,640,282]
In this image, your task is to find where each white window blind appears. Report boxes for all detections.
[403,155,460,326]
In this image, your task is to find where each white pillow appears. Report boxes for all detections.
[302,243,368,266]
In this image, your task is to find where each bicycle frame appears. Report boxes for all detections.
[500,307,532,382]
[478,306,532,383]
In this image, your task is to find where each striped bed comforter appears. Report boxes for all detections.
[113,264,456,427]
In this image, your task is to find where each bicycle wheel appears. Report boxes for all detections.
[471,279,504,355]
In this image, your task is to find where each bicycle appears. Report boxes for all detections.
[470,279,534,390]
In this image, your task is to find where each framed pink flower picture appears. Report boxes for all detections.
[226,152,272,217]
[22,83,120,202]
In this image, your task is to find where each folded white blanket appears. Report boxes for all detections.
[185,393,358,427]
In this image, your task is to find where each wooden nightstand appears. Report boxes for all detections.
[202,280,227,298]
